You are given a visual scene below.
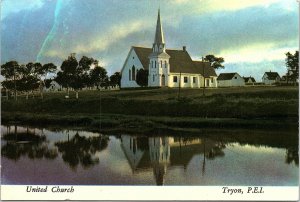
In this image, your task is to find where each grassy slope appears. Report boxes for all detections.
[2,86,298,131]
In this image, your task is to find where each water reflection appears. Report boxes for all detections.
[55,132,109,169]
[120,135,226,185]
[2,126,58,160]
[1,126,109,169]
[1,125,298,185]
[285,148,299,166]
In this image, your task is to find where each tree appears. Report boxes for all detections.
[90,62,108,89]
[110,72,121,88]
[55,71,68,90]
[136,69,148,87]
[58,54,79,97]
[56,54,94,99]
[1,61,20,100]
[44,79,52,89]
[285,51,299,84]
[71,56,95,98]
[35,63,57,99]
[204,55,225,70]
[19,63,39,99]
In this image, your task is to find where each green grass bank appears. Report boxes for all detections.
[2,86,298,131]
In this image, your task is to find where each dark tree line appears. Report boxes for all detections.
[1,53,121,100]
[1,61,56,100]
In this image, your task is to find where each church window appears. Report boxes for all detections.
[153,74,155,82]
[211,78,214,83]
[184,77,188,83]
[193,77,196,83]
[173,76,177,83]
[165,61,167,68]
[132,66,136,81]
[129,69,131,81]
[155,61,156,68]
[151,61,153,68]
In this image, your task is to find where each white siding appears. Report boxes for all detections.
[262,73,280,85]
[121,48,145,88]
[218,73,245,87]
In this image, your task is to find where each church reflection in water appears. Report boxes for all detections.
[120,135,225,185]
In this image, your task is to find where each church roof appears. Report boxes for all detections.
[132,46,217,77]
[133,47,152,70]
[193,61,217,77]
[154,9,165,45]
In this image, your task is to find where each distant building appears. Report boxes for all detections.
[262,71,280,85]
[44,81,62,92]
[217,73,245,87]
[120,10,217,88]
[243,76,256,85]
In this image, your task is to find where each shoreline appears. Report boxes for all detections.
[2,111,298,134]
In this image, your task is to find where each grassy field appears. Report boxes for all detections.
[2,86,298,131]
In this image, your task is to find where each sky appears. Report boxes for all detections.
[1,0,299,81]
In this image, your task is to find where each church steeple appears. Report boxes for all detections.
[153,9,166,53]
[148,9,170,87]
[154,9,165,45]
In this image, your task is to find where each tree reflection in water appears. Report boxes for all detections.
[2,131,58,160]
[55,133,109,169]
[206,142,226,159]
[285,148,299,166]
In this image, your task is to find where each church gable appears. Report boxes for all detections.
[133,46,152,70]
[120,47,145,88]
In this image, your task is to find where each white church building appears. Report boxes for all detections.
[120,10,217,88]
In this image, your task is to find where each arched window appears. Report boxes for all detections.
[165,61,167,68]
[129,69,131,81]
[155,61,156,68]
[153,74,155,82]
[132,66,136,81]
[151,61,153,68]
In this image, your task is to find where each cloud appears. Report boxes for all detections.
[1,0,298,78]
[171,0,292,13]
[220,41,298,63]
[72,20,151,54]
[1,0,45,20]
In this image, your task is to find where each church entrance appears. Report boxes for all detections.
[161,75,165,86]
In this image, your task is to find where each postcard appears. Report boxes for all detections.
[1,0,299,201]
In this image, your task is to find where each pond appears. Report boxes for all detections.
[1,125,298,186]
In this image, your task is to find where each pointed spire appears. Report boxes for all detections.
[154,9,165,44]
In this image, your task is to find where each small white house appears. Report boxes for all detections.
[217,73,245,87]
[262,71,281,85]
[243,76,256,85]
[45,80,62,92]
